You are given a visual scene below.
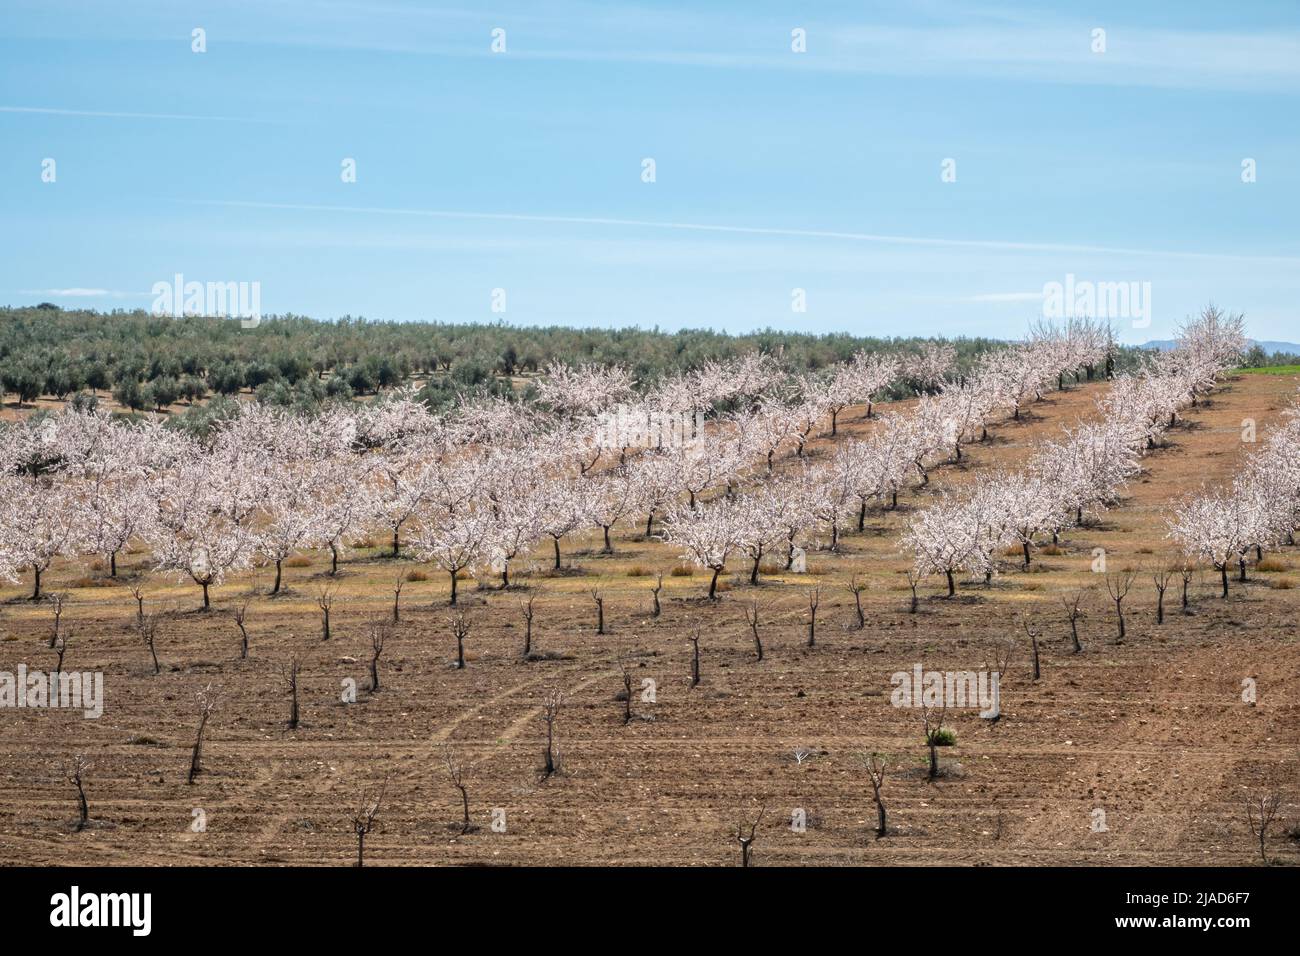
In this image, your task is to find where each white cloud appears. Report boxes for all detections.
[20,288,148,298]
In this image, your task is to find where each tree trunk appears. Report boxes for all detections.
[449,569,458,606]
[330,544,339,575]
[945,569,955,596]
[273,559,283,594]
[553,537,562,570]
[858,499,867,532]
[1022,540,1031,568]
[31,567,41,601]
[188,716,207,783]
[708,567,721,600]
[875,799,886,838]
[602,525,613,554]
[392,528,400,557]
[202,581,210,609]
[750,552,761,585]
[110,551,117,577]
[1220,564,1229,598]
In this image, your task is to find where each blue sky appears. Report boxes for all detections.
[2,0,1298,343]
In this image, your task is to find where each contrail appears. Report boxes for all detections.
[180,198,1300,265]
[1,106,276,123]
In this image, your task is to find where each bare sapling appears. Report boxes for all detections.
[905,570,920,614]
[540,688,563,778]
[47,592,66,648]
[187,684,220,784]
[129,583,146,626]
[743,599,763,662]
[449,611,469,670]
[590,585,605,635]
[63,755,92,831]
[520,590,538,658]
[1105,569,1136,643]
[140,614,161,676]
[233,601,250,658]
[1152,566,1171,625]
[806,586,820,647]
[1179,561,1197,611]
[311,586,331,640]
[1245,790,1281,865]
[442,745,476,834]
[1022,617,1042,681]
[1061,589,1087,654]
[922,701,948,781]
[737,804,766,867]
[350,781,386,867]
[368,620,389,690]
[619,660,635,725]
[281,657,300,729]
[52,629,69,674]
[847,574,867,630]
[862,752,889,838]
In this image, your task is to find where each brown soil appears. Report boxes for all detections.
[1,372,1297,866]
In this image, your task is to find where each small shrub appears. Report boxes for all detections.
[927,728,957,747]
[1257,557,1289,573]
[625,566,649,577]
[285,556,312,568]
[406,569,429,582]
[1039,544,1063,556]
[670,565,694,577]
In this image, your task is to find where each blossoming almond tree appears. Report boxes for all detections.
[901,495,986,597]
[151,459,256,609]
[1168,490,1258,598]
[412,505,493,606]
[584,466,645,555]
[661,498,744,599]
[0,474,84,600]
